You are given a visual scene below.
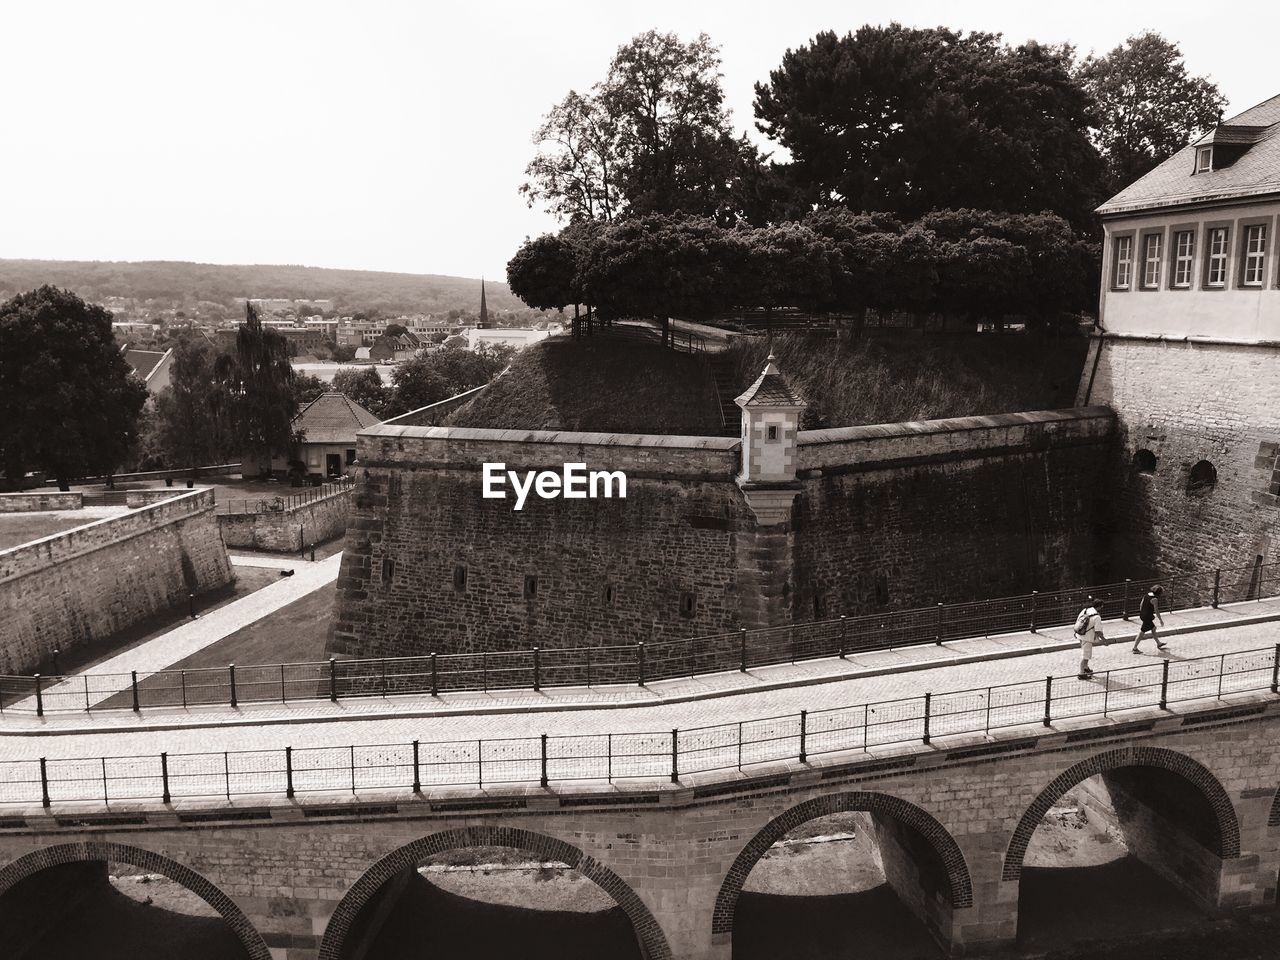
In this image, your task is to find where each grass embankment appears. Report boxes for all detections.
[728,332,1090,429]
[446,337,722,435]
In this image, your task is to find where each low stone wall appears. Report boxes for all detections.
[125,489,194,508]
[217,486,352,553]
[0,489,232,674]
[0,492,82,513]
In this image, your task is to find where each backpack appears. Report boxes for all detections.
[1074,607,1092,636]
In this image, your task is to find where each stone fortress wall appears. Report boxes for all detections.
[0,488,233,674]
[329,409,1116,658]
[1081,334,1280,590]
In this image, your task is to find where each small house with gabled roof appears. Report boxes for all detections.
[123,346,173,396]
[272,391,381,480]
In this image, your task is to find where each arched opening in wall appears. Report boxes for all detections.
[321,828,668,960]
[1187,460,1218,496]
[0,843,268,960]
[1133,449,1158,474]
[1005,752,1238,954]
[715,793,971,960]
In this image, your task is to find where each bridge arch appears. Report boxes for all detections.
[711,790,972,938]
[318,825,672,960]
[1002,745,1241,882]
[0,840,270,959]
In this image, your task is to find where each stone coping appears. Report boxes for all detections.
[362,422,741,451]
[797,406,1114,447]
[1097,330,1280,348]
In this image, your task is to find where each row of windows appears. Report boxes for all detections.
[1131,450,1218,496]
[1112,221,1272,292]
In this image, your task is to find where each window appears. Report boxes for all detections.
[678,591,696,618]
[523,575,538,599]
[1112,235,1133,290]
[1243,224,1267,286]
[1196,147,1212,172]
[1172,231,1195,288]
[1187,460,1217,496]
[1133,449,1157,474]
[1206,227,1229,287]
[381,557,395,585]
[453,564,467,593]
[345,448,357,464]
[766,424,779,442]
[1141,233,1162,289]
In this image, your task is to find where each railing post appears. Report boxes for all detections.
[131,670,140,712]
[1122,579,1132,619]
[799,710,808,763]
[285,746,294,798]
[1159,659,1170,710]
[637,642,646,687]
[670,729,679,783]
[380,658,387,697]
[228,663,237,707]
[540,734,549,788]
[1029,590,1038,633]
[161,752,170,803]
[1043,676,1053,727]
[430,653,439,696]
[1212,568,1221,609]
[329,657,338,702]
[34,674,44,718]
[922,693,931,745]
[740,629,748,672]
[412,740,421,792]
[1272,643,1280,694]
[838,615,847,659]
[935,603,944,645]
[533,647,541,692]
[40,757,50,809]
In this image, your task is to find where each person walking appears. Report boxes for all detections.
[1131,585,1167,653]
[1075,599,1104,679]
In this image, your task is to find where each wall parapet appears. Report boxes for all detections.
[0,492,82,513]
[217,484,352,552]
[797,406,1115,473]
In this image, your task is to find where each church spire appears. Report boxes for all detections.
[478,277,490,328]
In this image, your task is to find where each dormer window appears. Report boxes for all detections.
[1196,147,1213,172]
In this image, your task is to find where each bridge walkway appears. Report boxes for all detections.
[3,596,1277,768]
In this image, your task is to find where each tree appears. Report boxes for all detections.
[383,343,513,418]
[153,337,236,472]
[292,373,329,407]
[383,323,409,338]
[754,25,1105,227]
[523,31,757,224]
[507,233,581,312]
[1077,31,1226,190]
[214,301,297,476]
[331,367,388,417]
[0,286,148,489]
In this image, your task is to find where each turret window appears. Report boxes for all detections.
[766,424,779,442]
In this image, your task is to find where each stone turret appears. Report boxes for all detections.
[734,355,804,524]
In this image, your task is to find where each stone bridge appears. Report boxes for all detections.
[2,615,1280,959]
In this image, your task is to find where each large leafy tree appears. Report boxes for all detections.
[152,336,236,472]
[1077,31,1226,190]
[523,31,757,224]
[331,366,388,417]
[754,25,1106,228]
[0,286,148,489]
[214,301,296,476]
[383,344,513,418]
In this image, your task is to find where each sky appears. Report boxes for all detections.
[2,1,1277,280]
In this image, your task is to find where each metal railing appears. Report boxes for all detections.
[2,561,1275,718]
[215,478,353,516]
[4,644,1276,809]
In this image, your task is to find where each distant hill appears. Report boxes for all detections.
[0,259,525,316]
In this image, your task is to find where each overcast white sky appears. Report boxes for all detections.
[1,1,1276,279]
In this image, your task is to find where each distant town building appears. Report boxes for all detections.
[368,332,421,362]
[122,346,173,396]
[477,278,493,329]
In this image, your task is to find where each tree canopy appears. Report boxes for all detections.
[214,302,297,475]
[152,336,236,471]
[0,286,148,488]
[331,366,389,418]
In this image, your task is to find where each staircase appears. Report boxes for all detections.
[708,353,741,437]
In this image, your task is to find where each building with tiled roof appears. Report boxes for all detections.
[123,347,173,395]
[271,391,381,480]
[1096,93,1280,341]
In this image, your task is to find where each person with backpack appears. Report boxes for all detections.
[1075,600,1104,679]
[1131,585,1167,653]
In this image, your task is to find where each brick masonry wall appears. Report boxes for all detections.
[332,413,1114,658]
[1085,336,1280,584]
[218,488,352,553]
[0,705,1276,960]
[0,489,232,674]
[0,492,82,513]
